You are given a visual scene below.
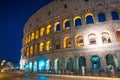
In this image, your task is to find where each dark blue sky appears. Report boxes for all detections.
[0,0,52,63]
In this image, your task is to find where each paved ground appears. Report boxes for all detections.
[0,72,120,80]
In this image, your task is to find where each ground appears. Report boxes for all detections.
[0,72,120,80]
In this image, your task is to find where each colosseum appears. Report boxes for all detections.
[20,0,120,74]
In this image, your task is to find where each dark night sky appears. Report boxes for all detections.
[0,0,52,63]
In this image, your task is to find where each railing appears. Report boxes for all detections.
[35,68,120,78]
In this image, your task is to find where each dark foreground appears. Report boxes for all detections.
[0,72,120,80]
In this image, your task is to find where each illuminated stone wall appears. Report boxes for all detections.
[20,0,120,72]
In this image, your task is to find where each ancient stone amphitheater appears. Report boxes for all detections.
[20,0,120,73]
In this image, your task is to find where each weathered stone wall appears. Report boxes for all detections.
[20,0,120,71]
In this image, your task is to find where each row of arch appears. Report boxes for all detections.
[24,10,120,45]
[24,30,120,58]
[24,54,119,72]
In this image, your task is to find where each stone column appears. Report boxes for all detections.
[100,55,107,71]
[73,56,77,71]
[94,12,98,24]
[61,55,66,73]
[81,13,86,25]
[86,55,91,71]
[106,8,112,21]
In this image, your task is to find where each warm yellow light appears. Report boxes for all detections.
[56,39,61,49]
[75,34,84,47]
[39,42,44,52]
[46,40,51,51]
[34,44,38,54]
[116,31,120,42]
[40,28,45,37]
[28,35,31,43]
[54,22,60,32]
[47,24,52,35]
[85,13,94,21]
[35,30,39,39]
[63,19,70,30]
[31,32,35,41]
[27,48,29,57]
[64,36,72,48]
[73,16,81,26]
[30,46,33,55]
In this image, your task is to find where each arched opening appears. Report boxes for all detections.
[31,32,35,41]
[29,62,32,72]
[106,54,118,68]
[24,63,29,72]
[46,24,52,35]
[74,16,82,27]
[85,13,94,24]
[34,44,38,54]
[77,57,86,70]
[30,46,33,56]
[40,28,45,37]
[88,33,96,45]
[98,13,106,22]
[91,56,101,70]
[39,42,44,52]
[38,59,46,71]
[75,34,84,47]
[33,61,37,72]
[63,19,70,30]
[102,32,111,43]
[116,30,120,42]
[64,36,72,48]
[111,11,119,20]
[54,58,61,71]
[26,47,29,57]
[65,57,73,71]
[28,35,31,43]
[46,40,51,51]
[46,59,52,70]
[54,22,60,32]
[55,39,61,49]
[35,30,39,39]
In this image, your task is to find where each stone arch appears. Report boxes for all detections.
[76,56,86,70]
[111,10,119,20]
[46,24,52,35]
[101,32,111,43]
[98,12,106,22]
[116,29,120,42]
[29,62,32,72]
[85,13,94,24]
[33,61,37,72]
[75,34,84,47]
[91,55,101,70]
[24,63,29,72]
[63,19,70,30]
[65,57,73,71]
[54,22,60,32]
[39,42,44,52]
[46,40,51,51]
[73,16,82,27]
[38,58,46,71]
[55,39,61,49]
[64,36,72,48]
[40,27,45,37]
[105,54,119,68]
[54,58,61,70]
[46,59,52,70]
[88,33,96,45]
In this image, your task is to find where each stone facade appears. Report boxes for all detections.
[20,0,120,72]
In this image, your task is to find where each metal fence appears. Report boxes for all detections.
[35,68,120,78]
